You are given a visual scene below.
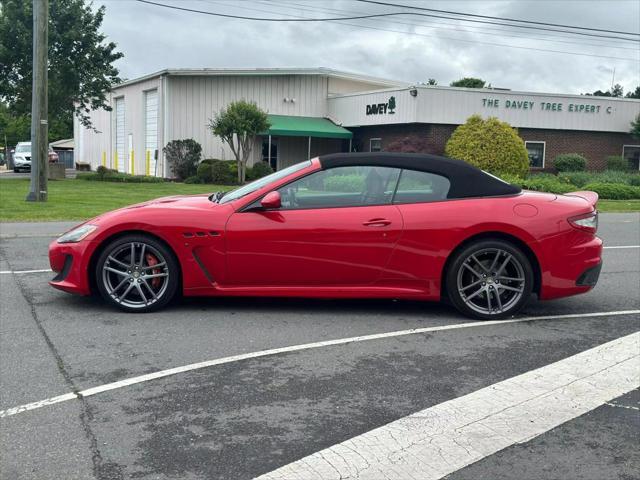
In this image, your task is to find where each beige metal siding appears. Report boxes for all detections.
[330,87,640,133]
[75,77,162,173]
[167,75,330,164]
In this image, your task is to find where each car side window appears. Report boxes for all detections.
[278,166,401,210]
[393,170,451,204]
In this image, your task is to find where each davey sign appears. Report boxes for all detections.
[366,96,396,115]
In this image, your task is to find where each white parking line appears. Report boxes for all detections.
[0,309,638,419]
[256,332,640,480]
[603,245,640,249]
[0,268,52,275]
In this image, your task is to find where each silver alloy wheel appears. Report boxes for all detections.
[456,247,526,316]
[101,242,169,309]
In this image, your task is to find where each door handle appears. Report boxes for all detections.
[363,218,391,227]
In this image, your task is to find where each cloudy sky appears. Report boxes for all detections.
[98,0,639,95]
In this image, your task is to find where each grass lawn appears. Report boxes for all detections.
[0,178,234,222]
[597,199,640,212]
[0,178,638,222]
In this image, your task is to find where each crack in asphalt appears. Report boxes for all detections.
[0,245,124,480]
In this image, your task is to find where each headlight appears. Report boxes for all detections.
[57,224,98,243]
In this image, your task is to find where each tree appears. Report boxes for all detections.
[425,78,437,85]
[0,102,29,146]
[164,139,202,181]
[0,0,123,141]
[450,77,486,88]
[445,115,529,178]
[611,83,624,97]
[625,86,640,99]
[209,101,270,183]
[631,114,640,140]
[388,96,396,114]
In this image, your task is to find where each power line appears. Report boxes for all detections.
[265,0,639,51]
[135,0,639,42]
[172,0,638,62]
[355,0,640,37]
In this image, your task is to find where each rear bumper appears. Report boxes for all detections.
[576,261,602,287]
[538,234,603,300]
[49,239,96,295]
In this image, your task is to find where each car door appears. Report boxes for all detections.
[224,165,403,286]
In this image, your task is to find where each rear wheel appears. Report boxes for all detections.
[446,239,533,320]
[95,234,179,313]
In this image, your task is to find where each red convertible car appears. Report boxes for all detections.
[49,153,602,319]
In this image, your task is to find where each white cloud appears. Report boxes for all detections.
[99,0,640,94]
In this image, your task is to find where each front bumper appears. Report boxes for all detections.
[49,239,97,295]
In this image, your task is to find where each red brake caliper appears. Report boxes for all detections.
[145,253,161,288]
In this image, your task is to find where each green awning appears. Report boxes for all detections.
[262,115,353,139]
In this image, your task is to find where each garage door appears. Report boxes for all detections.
[145,90,158,176]
[115,97,125,173]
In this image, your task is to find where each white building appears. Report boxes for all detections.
[75,67,640,175]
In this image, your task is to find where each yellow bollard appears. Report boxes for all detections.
[102,151,106,167]
[114,151,118,171]
[146,150,150,176]
[130,150,134,175]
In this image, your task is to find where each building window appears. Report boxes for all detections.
[525,141,545,168]
[622,145,640,170]
[370,138,382,152]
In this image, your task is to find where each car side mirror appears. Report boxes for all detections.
[261,191,281,210]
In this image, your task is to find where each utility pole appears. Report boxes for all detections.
[26,0,48,202]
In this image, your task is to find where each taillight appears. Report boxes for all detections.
[568,211,598,233]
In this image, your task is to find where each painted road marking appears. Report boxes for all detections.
[256,332,640,480]
[0,269,52,274]
[603,245,640,249]
[0,310,638,419]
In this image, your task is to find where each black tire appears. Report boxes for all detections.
[95,234,179,313]
[446,239,533,320]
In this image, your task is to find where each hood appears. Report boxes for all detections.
[90,194,226,226]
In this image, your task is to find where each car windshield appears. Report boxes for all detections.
[15,144,30,153]
[218,160,312,204]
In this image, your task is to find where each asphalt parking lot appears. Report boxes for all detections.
[0,213,638,480]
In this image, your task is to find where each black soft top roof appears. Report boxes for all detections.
[319,152,521,199]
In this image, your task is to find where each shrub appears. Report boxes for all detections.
[211,160,236,184]
[519,175,575,194]
[196,161,213,183]
[163,139,202,181]
[444,115,529,178]
[247,161,273,180]
[184,175,203,184]
[496,173,525,186]
[77,172,165,183]
[629,175,640,186]
[583,182,640,200]
[324,174,365,192]
[553,154,587,172]
[606,155,631,171]
[557,171,591,188]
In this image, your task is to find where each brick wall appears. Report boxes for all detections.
[350,123,638,171]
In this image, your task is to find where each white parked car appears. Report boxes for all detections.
[12,142,59,172]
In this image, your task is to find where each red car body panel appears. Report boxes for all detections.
[49,157,602,303]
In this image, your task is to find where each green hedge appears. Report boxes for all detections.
[553,154,587,172]
[582,182,640,200]
[77,169,165,183]
[324,174,365,192]
[445,115,529,178]
[558,170,640,187]
[606,155,631,171]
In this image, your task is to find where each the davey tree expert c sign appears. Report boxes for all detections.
[482,97,613,114]
[366,96,396,115]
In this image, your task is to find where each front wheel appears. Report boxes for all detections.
[95,234,179,313]
[446,239,533,320]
